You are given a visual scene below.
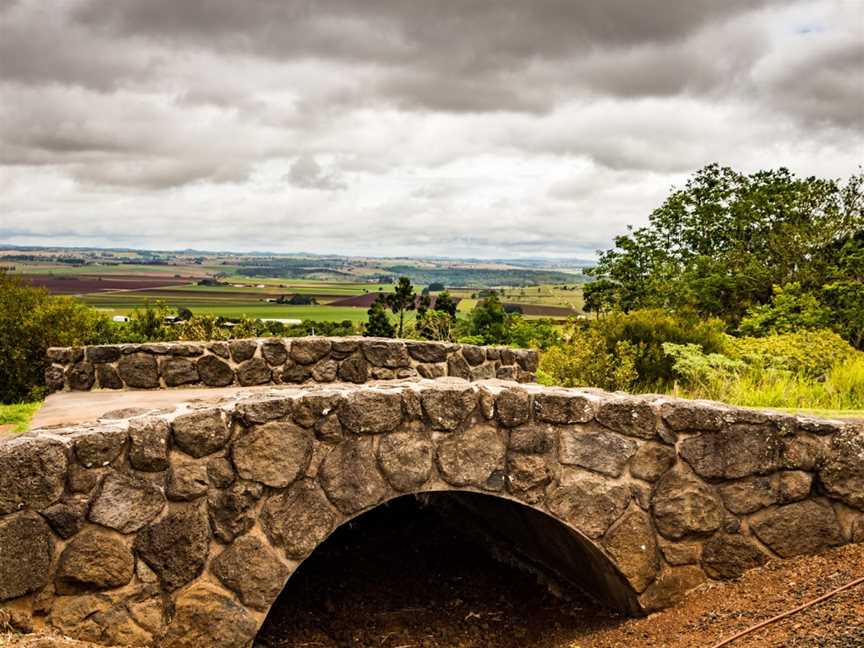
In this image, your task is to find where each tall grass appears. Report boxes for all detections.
[0,401,42,434]
[670,354,864,411]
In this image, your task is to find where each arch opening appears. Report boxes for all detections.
[255,491,635,647]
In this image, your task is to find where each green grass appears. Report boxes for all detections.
[0,402,41,434]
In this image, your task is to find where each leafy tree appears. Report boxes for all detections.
[176,306,194,321]
[738,283,831,336]
[820,233,864,348]
[433,291,458,317]
[125,300,175,342]
[427,282,446,292]
[416,292,431,319]
[587,165,863,327]
[415,310,454,341]
[365,296,395,338]
[385,276,416,338]
[459,293,508,344]
[0,273,115,403]
[582,278,619,317]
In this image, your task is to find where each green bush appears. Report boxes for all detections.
[538,323,638,391]
[726,329,857,379]
[0,273,115,403]
[590,309,727,389]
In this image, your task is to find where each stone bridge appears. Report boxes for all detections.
[0,337,862,647]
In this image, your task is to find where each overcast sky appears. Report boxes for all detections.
[1,0,862,259]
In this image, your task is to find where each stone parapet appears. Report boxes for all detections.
[44,337,538,392]
[1,379,861,645]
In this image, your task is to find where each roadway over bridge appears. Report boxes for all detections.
[0,337,862,647]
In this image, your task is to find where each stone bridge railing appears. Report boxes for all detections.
[44,337,538,392]
[1,350,862,647]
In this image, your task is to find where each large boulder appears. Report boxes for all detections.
[88,471,165,533]
[651,468,722,540]
[819,427,864,510]
[558,426,638,478]
[134,503,211,591]
[749,499,843,558]
[437,424,506,490]
[117,353,159,388]
[547,470,631,538]
[533,391,594,424]
[700,533,768,580]
[0,511,53,601]
[602,509,660,593]
[420,384,478,431]
[159,582,258,648]
[596,398,656,440]
[172,409,231,458]
[679,425,782,479]
[196,355,234,387]
[232,422,313,488]
[211,535,290,611]
[0,438,68,514]
[128,418,170,472]
[261,480,337,558]
[337,391,403,434]
[319,438,390,514]
[55,529,134,593]
[377,425,434,491]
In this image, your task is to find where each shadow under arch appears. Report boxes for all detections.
[256,489,642,644]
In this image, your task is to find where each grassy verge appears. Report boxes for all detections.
[0,402,42,435]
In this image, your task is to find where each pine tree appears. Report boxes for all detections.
[364,296,395,337]
[385,276,416,338]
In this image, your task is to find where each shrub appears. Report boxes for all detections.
[538,324,638,391]
[726,329,857,379]
[0,273,115,403]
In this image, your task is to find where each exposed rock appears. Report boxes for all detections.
[509,423,552,454]
[229,339,257,362]
[45,365,66,391]
[652,468,722,540]
[211,535,290,611]
[47,347,83,363]
[718,476,777,515]
[0,512,53,601]
[377,425,434,491]
[117,353,159,389]
[88,471,165,533]
[496,388,531,428]
[513,349,539,372]
[338,353,368,383]
[96,365,123,390]
[679,425,782,479]
[658,540,703,566]
[209,341,230,358]
[779,470,813,503]
[261,339,288,365]
[700,533,768,580]
[291,338,332,365]
[437,424,507,490]
[781,434,825,471]
[750,499,843,558]
[196,354,234,387]
[207,480,263,543]
[55,529,134,594]
[602,509,660,593]
[330,338,359,358]
[311,358,339,382]
[630,442,676,482]
[134,503,211,591]
[420,384,478,431]
[40,496,87,538]
[337,390,403,434]
[159,582,258,648]
[67,362,95,390]
[161,358,199,387]
[172,409,231,458]
[319,438,390,514]
[74,428,126,468]
[819,427,864,509]
[85,345,121,364]
[238,397,292,424]
[662,400,727,432]
[558,425,638,477]
[507,453,550,493]
[67,463,104,494]
[207,456,235,488]
[496,365,517,380]
[447,352,471,379]
[547,470,631,538]
[407,342,447,363]
[262,480,337,558]
[470,363,496,380]
[166,459,209,501]
[461,345,486,366]
[596,398,657,440]
[281,362,311,383]
[639,565,706,612]
[417,363,446,379]
[232,421,313,488]
[533,392,595,424]
[128,418,170,472]
[362,340,409,368]
[49,593,113,642]
[236,358,271,386]
[293,393,343,428]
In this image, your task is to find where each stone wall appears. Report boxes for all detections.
[44,337,538,392]
[1,379,862,647]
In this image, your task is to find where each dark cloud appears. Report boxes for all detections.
[0,0,861,256]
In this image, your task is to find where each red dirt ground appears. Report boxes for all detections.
[20,276,192,294]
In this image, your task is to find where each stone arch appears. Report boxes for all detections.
[1,374,861,647]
